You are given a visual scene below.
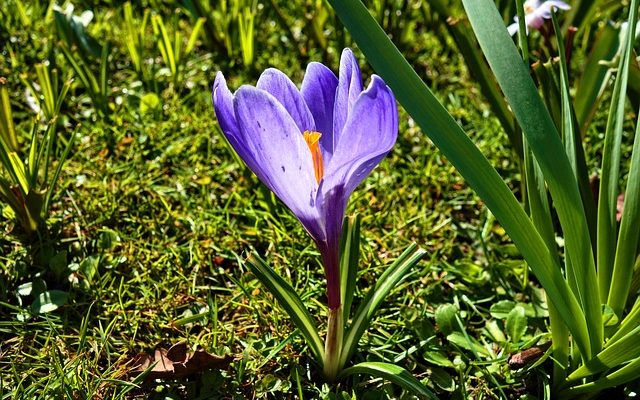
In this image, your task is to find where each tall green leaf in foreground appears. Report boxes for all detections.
[328,0,640,396]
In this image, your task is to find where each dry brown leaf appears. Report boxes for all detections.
[129,341,233,380]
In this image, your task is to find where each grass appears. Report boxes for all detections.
[0,0,634,399]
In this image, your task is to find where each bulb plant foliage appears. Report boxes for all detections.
[328,0,640,397]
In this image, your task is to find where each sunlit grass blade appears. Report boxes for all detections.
[42,126,77,217]
[338,361,437,399]
[328,0,591,359]
[462,0,601,357]
[0,81,18,151]
[597,1,638,304]
[339,214,360,324]
[340,244,426,368]
[185,17,205,55]
[244,252,324,366]
[152,15,176,76]
[8,152,28,195]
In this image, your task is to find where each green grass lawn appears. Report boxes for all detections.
[1,1,637,399]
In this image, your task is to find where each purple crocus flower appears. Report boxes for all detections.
[212,48,397,311]
[507,0,571,36]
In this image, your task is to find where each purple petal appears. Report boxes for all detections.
[256,68,315,133]
[526,13,545,29]
[233,86,324,240]
[213,72,259,172]
[301,62,338,153]
[536,0,570,19]
[332,48,363,152]
[545,0,570,9]
[324,75,397,202]
[212,72,239,139]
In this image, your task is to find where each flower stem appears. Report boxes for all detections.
[323,305,343,382]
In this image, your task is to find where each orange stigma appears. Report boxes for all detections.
[303,130,324,184]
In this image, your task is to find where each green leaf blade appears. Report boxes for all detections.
[245,253,325,366]
[338,361,437,399]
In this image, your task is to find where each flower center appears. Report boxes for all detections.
[303,130,324,184]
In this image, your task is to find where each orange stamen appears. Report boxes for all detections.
[303,130,324,184]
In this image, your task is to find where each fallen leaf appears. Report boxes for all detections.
[128,342,233,380]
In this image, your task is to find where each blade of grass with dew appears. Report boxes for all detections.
[327,0,591,358]
[462,0,601,357]
[244,252,324,366]
[339,244,426,368]
[338,361,437,399]
[597,1,638,303]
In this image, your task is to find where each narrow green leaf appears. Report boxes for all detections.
[244,253,324,366]
[8,152,29,195]
[574,23,619,132]
[610,296,640,345]
[35,63,55,118]
[561,355,640,396]
[597,1,638,303]
[340,244,426,368]
[123,3,141,71]
[27,121,39,186]
[99,44,109,102]
[426,0,520,157]
[462,0,601,357]
[339,214,360,324]
[60,44,99,96]
[338,361,437,399]
[328,0,591,358]
[152,15,176,75]
[185,17,206,55]
[551,11,597,248]
[567,324,640,382]
[606,1,640,316]
[0,82,18,151]
[43,125,76,217]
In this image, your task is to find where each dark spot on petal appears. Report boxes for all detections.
[281,165,285,172]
